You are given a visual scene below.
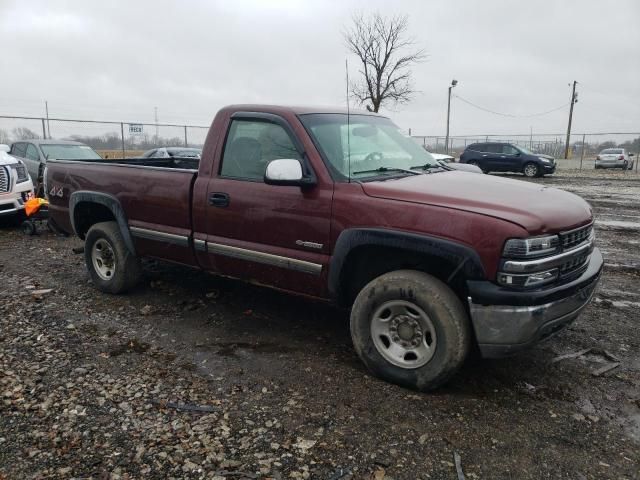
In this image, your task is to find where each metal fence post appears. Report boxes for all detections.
[184,126,188,147]
[580,133,585,170]
[120,123,125,159]
[41,118,46,139]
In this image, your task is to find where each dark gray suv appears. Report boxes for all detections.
[459,142,556,177]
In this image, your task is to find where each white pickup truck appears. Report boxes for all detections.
[0,145,34,218]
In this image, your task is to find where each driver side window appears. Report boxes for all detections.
[220,119,301,181]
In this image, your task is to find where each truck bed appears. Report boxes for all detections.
[47,159,198,266]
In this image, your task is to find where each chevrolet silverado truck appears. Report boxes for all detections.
[45,105,602,391]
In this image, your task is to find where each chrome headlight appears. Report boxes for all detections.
[538,157,552,163]
[503,235,560,259]
[11,161,30,183]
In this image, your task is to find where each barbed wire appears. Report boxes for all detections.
[452,94,570,118]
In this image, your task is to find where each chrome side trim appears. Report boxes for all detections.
[207,242,322,275]
[47,159,197,174]
[503,242,593,273]
[194,239,207,252]
[130,226,189,247]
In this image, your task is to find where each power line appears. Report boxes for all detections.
[452,94,570,118]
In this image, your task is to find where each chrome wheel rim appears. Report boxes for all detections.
[91,238,116,281]
[370,300,437,369]
[524,164,537,177]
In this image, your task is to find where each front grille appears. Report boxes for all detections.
[0,167,9,193]
[560,224,592,250]
[560,251,590,273]
[557,225,593,279]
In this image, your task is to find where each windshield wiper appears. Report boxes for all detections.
[410,163,447,172]
[352,166,421,176]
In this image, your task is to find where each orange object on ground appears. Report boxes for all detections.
[25,198,49,217]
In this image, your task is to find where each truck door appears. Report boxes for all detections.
[199,114,333,297]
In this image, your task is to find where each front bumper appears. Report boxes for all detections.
[0,181,33,217]
[467,247,603,357]
[542,163,556,173]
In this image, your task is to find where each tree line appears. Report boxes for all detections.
[0,127,194,150]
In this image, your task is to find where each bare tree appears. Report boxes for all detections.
[12,127,40,140]
[0,129,10,144]
[344,13,426,112]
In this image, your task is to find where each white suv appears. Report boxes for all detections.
[595,148,635,170]
[0,145,35,218]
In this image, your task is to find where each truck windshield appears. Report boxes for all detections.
[299,113,439,180]
[40,144,102,160]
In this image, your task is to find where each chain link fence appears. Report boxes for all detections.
[412,133,640,171]
[0,115,209,159]
[1,115,638,170]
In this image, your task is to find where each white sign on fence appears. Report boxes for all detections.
[129,124,143,135]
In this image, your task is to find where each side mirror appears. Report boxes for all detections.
[264,159,315,187]
[630,153,635,157]
[0,144,10,153]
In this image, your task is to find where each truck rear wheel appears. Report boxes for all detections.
[350,270,470,391]
[84,221,141,294]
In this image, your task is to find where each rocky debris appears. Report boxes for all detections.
[1,172,640,479]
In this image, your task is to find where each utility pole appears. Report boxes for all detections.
[564,80,578,159]
[154,106,159,142]
[445,79,457,154]
[530,126,533,150]
[45,100,51,139]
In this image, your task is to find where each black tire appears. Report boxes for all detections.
[84,221,141,294]
[523,162,539,177]
[622,160,628,170]
[21,221,36,236]
[350,270,471,391]
[467,160,486,173]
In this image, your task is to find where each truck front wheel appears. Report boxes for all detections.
[84,221,141,294]
[350,270,470,391]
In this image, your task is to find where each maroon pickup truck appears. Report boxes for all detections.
[46,105,602,390]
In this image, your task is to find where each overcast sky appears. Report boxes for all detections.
[1,0,639,137]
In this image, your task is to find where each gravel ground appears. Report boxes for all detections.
[1,170,639,480]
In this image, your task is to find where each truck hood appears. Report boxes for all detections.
[0,151,19,166]
[361,171,592,234]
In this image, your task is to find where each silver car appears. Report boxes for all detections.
[9,139,102,182]
[595,148,635,170]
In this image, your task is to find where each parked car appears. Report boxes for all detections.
[459,142,556,177]
[427,152,483,173]
[9,139,102,183]
[429,152,455,163]
[141,147,202,159]
[0,145,34,218]
[595,148,635,170]
[46,105,601,391]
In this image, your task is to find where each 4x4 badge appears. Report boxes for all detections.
[49,185,64,197]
